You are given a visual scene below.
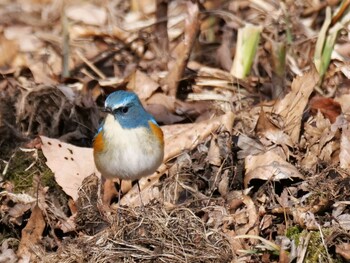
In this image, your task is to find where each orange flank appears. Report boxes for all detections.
[93,131,105,152]
[149,121,164,145]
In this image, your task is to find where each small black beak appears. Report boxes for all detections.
[101,107,112,113]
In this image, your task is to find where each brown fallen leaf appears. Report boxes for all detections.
[244,149,304,188]
[66,3,107,26]
[273,68,319,144]
[0,36,18,68]
[235,195,259,237]
[146,92,176,112]
[336,243,350,260]
[255,109,293,147]
[145,103,185,124]
[207,134,222,166]
[236,134,265,159]
[335,94,350,114]
[128,70,160,100]
[161,1,200,96]
[0,239,18,263]
[0,192,36,226]
[300,111,338,170]
[17,205,45,262]
[309,96,341,123]
[339,121,350,169]
[40,136,100,201]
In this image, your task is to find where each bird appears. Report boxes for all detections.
[93,90,164,209]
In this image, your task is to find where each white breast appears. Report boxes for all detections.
[94,114,164,180]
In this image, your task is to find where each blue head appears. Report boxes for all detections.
[104,90,156,129]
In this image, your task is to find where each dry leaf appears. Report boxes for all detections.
[244,149,304,188]
[4,26,41,53]
[145,103,185,124]
[128,70,159,100]
[17,205,45,262]
[40,136,100,201]
[335,94,350,114]
[207,135,221,166]
[334,214,350,230]
[274,69,319,144]
[336,243,350,260]
[256,109,293,147]
[236,134,265,159]
[235,195,259,237]
[161,1,200,96]
[0,239,17,263]
[340,121,350,169]
[218,170,229,197]
[146,92,176,112]
[66,4,107,26]
[309,96,341,123]
[300,111,337,169]
[0,36,18,67]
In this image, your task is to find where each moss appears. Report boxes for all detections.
[286,228,342,263]
[38,151,57,189]
[2,149,59,194]
[303,229,343,263]
[304,231,327,263]
[286,226,302,246]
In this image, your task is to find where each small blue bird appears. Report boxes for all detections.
[93,90,164,206]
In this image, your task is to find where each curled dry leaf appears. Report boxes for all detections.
[218,170,230,197]
[161,1,200,96]
[334,214,350,230]
[292,210,318,230]
[235,195,259,237]
[0,192,36,226]
[255,109,293,147]
[17,205,45,262]
[207,135,221,166]
[273,68,319,144]
[301,111,338,170]
[146,92,176,112]
[244,149,304,188]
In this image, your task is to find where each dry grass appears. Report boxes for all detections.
[41,204,232,263]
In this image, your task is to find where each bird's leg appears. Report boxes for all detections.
[117,179,123,221]
[136,181,145,212]
[97,175,106,213]
[102,178,118,206]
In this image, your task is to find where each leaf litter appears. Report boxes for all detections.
[1,0,350,262]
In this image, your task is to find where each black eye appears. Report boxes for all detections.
[120,106,129,113]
